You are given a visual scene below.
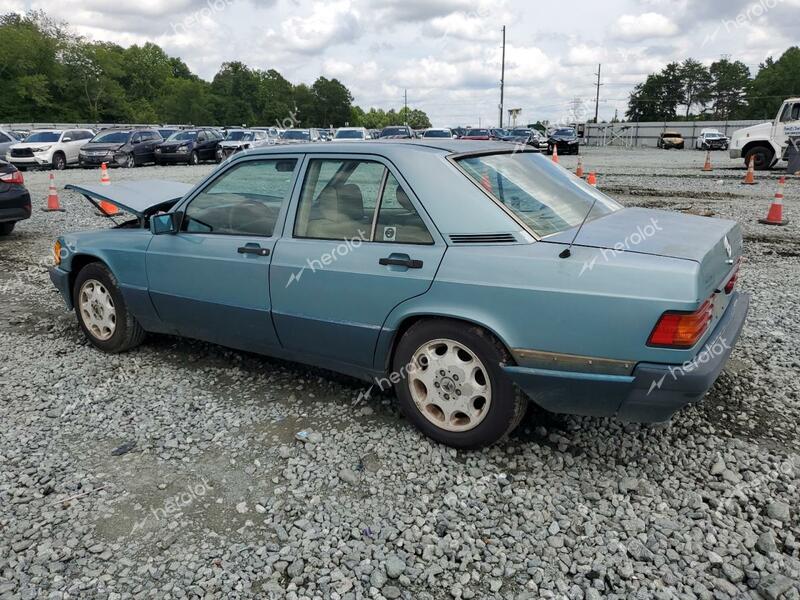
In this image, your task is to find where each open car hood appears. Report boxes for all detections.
[65,181,193,218]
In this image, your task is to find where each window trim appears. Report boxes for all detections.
[175,155,302,238]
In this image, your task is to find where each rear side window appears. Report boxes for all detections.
[374,174,433,244]
[182,159,298,236]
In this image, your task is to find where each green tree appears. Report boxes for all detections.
[311,77,353,127]
[708,59,751,119]
[679,58,712,117]
[747,47,800,119]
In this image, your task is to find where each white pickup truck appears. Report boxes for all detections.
[730,97,800,170]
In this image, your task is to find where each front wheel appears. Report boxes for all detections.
[123,153,135,168]
[189,151,199,166]
[744,146,774,171]
[73,263,145,353]
[392,319,527,449]
[52,153,66,170]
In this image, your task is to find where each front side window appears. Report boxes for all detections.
[182,159,298,236]
[783,103,800,122]
[458,152,621,237]
[374,174,433,244]
[294,159,384,241]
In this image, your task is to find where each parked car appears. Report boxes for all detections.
[501,128,546,150]
[333,127,370,141]
[155,128,223,165]
[50,141,749,449]
[422,128,456,139]
[490,128,508,140]
[79,128,163,168]
[460,128,494,141]
[0,129,21,157]
[379,126,415,139]
[252,127,282,144]
[547,128,580,155]
[7,129,94,170]
[216,129,270,160]
[695,129,729,151]
[657,131,685,150]
[278,129,321,144]
[0,160,31,235]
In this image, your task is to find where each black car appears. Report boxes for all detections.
[79,128,163,168]
[0,161,31,235]
[547,128,580,155]
[379,126,416,139]
[155,128,223,165]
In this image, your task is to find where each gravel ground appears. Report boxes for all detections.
[1,148,799,600]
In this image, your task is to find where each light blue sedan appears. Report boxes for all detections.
[50,141,749,448]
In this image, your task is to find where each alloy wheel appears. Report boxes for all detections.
[78,279,117,341]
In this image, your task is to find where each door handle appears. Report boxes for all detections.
[379,256,423,269]
[238,245,270,256]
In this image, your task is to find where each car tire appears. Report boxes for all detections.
[744,146,774,171]
[189,151,199,166]
[124,153,135,168]
[392,319,527,449]
[52,152,66,170]
[0,222,15,236]
[73,262,146,354]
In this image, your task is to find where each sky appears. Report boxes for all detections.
[2,0,799,127]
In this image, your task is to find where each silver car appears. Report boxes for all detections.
[0,129,21,157]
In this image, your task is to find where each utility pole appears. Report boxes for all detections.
[499,26,506,128]
[404,89,408,125]
[593,63,602,123]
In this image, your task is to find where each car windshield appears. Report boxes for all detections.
[663,132,680,137]
[381,127,409,137]
[424,130,451,138]
[554,128,575,136]
[168,131,198,141]
[458,152,622,237]
[91,131,131,144]
[283,130,310,140]
[466,129,490,136]
[25,132,61,143]
[225,131,254,141]
[510,129,531,136]
[335,130,365,139]
[705,133,722,139]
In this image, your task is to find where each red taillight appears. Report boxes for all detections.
[648,300,714,348]
[0,170,24,185]
[724,266,739,294]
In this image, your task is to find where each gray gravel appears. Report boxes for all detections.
[1,149,799,599]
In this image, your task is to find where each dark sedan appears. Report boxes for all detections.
[155,129,223,165]
[547,128,580,155]
[0,161,31,235]
[378,126,416,139]
[79,128,163,168]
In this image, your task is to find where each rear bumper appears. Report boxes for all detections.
[0,189,32,223]
[49,266,73,309]
[504,291,751,423]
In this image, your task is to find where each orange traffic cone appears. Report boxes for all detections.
[742,156,756,185]
[576,156,584,178]
[480,173,492,193]
[551,144,559,164]
[100,162,111,185]
[586,171,597,186]
[97,162,120,216]
[42,172,65,212]
[702,151,713,172]
[759,177,788,225]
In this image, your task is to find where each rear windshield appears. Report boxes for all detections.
[423,130,451,138]
[283,130,310,140]
[91,131,131,144]
[168,131,198,141]
[225,131,254,141]
[466,129,490,136]
[381,127,410,137]
[335,130,365,139]
[458,152,622,237]
[25,132,61,143]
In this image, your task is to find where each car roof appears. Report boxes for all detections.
[239,139,523,156]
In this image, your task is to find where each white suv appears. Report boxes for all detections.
[6,129,94,170]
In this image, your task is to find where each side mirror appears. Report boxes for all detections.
[62,137,72,142]
[150,212,181,235]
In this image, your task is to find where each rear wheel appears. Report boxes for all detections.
[73,263,145,353]
[0,222,15,236]
[744,146,774,171]
[392,319,526,449]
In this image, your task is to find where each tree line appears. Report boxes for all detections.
[626,48,800,122]
[0,11,432,129]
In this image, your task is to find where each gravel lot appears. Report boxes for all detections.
[1,147,799,600]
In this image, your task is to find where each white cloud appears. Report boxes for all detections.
[611,12,679,41]
[280,0,362,54]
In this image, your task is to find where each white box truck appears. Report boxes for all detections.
[729,97,800,170]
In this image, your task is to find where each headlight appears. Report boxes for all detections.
[33,146,52,153]
[155,148,162,153]
[176,146,189,154]
[53,240,62,265]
